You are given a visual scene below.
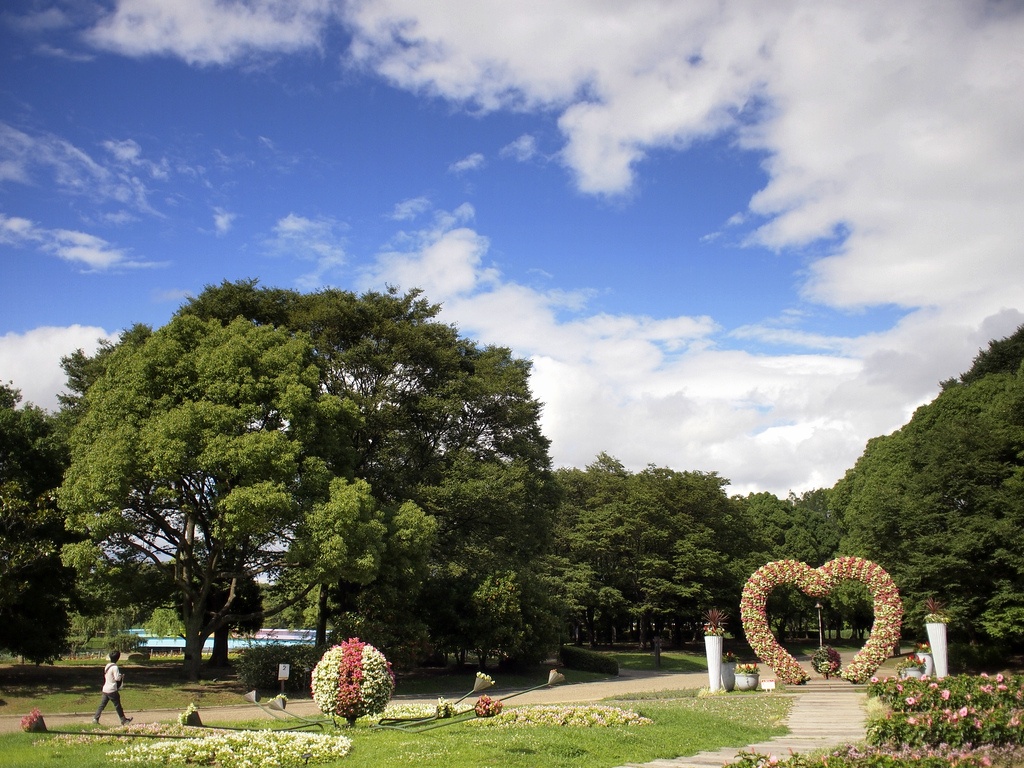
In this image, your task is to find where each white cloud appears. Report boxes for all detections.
[0,213,154,270]
[448,152,485,174]
[0,325,113,411]
[50,0,1024,492]
[213,207,237,235]
[389,196,431,221]
[500,134,538,162]
[85,0,334,65]
[358,200,1023,495]
[266,213,348,289]
[0,122,161,213]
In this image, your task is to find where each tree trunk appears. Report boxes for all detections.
[316,584,330,647]
[209,625,230,668]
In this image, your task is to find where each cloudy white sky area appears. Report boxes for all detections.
[2,1,1023,496]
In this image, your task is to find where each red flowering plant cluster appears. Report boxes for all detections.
[740,557,902,684]
[867,673,1024,749]
[20,707,44,732]
[474,694,503,718]
[311,638,395,725]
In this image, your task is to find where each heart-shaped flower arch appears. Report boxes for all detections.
[739,557,902,684]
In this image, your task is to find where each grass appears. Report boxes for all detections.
[0,694,791,768]
[605,649,708,673]
[0,659,251,715]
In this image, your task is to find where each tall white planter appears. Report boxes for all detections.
[926,622,948,679]
[705,635,723,692]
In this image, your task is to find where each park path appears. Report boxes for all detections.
[613,676,869,768]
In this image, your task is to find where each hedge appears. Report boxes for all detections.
[234,643,325,694]
[559,645,619,675]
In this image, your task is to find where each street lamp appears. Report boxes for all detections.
[815,602,823,647]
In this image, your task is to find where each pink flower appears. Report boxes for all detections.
[959,707,969,717]
[941,689,951,700]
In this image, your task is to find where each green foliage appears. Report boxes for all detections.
[58,314,360,678]
[0,384,76,662]
[181,281,558,667]
[143,607,184,639]
[833,332,1024,644]
[559,644,620,675]
[234,643,325,693]
[554,453,747,646]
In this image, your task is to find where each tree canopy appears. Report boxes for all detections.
[0,384,76,662]
[834,326,1024,644]
[58,315,362,678]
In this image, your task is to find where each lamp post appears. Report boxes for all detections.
[815,602,823,647]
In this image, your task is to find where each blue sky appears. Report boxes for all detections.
[2,1,1023,495]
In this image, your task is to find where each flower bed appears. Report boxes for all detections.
[107,730,353,767]
[867,673,1024,748]
[467,704,653,728]
[375,702,651,728]
[731,744,1024,767]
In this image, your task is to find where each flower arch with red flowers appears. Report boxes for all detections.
[739,557,903,684]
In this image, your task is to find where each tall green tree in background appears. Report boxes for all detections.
[59,315,365,678]
[179,281,559,665]
[555,454,745,647]
[741,489,845,642]
[0,384,76,662]
[833,325,1024,646]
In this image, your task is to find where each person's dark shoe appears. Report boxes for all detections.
[120,717,132,725]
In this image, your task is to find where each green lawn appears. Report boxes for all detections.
[0,659,252,715]
[2,693,790,768]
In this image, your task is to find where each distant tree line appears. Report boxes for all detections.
[2,280,1023,676]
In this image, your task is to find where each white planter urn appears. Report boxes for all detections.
[705,635,724,692]
[926,622,949,679]
[918,652,934,678]
[721,662,736,692]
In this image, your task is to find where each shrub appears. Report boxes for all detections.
[559,645,619,675]
[234,643,324,694]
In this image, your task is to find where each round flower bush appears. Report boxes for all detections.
[811,645,842,678]
[740,557,902,684]
[311,638,395,724]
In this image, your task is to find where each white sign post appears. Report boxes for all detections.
[278,663,290,695]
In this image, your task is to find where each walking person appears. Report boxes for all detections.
[93,650,132,725]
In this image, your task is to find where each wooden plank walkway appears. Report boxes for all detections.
[613,677,868,768]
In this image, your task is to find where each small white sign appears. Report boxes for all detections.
[760,679,776,691]
[277,663,291,681]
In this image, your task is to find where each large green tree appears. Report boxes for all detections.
[0,384,76,661]
[833,326,1024,645]
[59,315,364,678]
[179,281,560,664]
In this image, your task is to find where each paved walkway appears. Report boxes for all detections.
[613,676,868,768]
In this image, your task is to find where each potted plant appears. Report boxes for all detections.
[923,598,949,679]
[703,608,728,692]
[721,651,738,692]
[895,653,927,679]
[810,645,842,679]
[734,662,760,691]
[915,642,934,677]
